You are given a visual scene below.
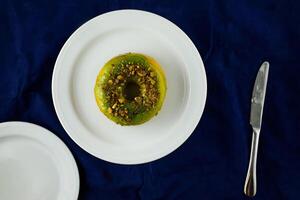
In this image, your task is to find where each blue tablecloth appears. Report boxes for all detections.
[1,0,299,199]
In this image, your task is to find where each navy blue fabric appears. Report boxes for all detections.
[1,0,300,199]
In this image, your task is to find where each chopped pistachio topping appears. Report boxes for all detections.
[102,60,159,122]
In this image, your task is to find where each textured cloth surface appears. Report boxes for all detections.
[1,0,299,199]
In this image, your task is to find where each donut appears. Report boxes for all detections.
[94,53,167,125]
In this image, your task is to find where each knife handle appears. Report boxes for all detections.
[244,129,260,197]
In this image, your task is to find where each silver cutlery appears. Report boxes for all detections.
[244,61,269,197]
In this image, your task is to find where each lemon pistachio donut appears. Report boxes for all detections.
[94,53,167,125]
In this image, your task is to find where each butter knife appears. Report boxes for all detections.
[244,61,269,197]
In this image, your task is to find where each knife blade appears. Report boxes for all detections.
[250,62,269,129]
[244,61,269,197]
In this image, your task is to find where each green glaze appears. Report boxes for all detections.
[94,53,167,125]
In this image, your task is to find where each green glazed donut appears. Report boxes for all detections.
[94,53,167,125]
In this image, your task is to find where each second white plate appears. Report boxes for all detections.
[52,10,207,164]
[0,122,79,200]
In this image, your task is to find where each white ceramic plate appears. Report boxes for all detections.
[0,122,79,200]
[52,10,207,164]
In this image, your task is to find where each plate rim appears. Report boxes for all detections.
[52,9,207,164]
[0,121,80,200]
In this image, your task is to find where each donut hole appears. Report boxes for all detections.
[123,81,141,101]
